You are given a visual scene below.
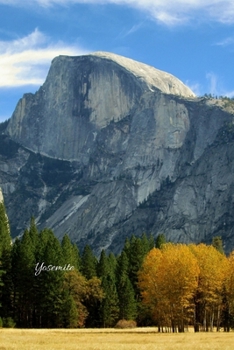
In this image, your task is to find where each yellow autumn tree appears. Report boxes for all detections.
[160,244,200,332]
[223,251,234,331]
[189,244,228,332]
[138,248,164,328]
[138,244,199,332]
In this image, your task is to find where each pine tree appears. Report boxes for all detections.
[125,236,146,299]
[116,251,129,281]
[61,234,80,270]
[61,290,78,328]
[212,236,224,255]
[148,233,155,250]
[28,217,39,253]
[107,252,117,282]
[0,200,11,258]
[116,251,137,320]
[0,195,12,319]
[155,233,166,249]
[34,228,64,327]
[97,250,119,327]
[97,250,109,278]
[81,245,97,280]
[11,238,21,323]
[118,274,137,320]
[100,275,119,327]
[141,233,150,256]
[11,229,37,326]
[72,243,81,270]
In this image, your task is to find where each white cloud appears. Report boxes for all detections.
[205,72,234,98]
[223,90,234,98]
[208,1,234,24]
[153,11,188,26]
[185,73,234,98]
[215,37,234,46]
[1,0,234,26]
[125,23,143,36]
[0,29,89,87]
[118,22,144,39]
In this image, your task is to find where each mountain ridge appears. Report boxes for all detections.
[1,52,234,254]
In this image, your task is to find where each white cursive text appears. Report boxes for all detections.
[35,262,74,276]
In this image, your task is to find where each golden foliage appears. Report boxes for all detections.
[189,244,227,306]
[138,244,199,329]
[224,251,234,313]
[138,243,234,331]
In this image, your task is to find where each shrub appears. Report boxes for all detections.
[115,319,137,329]
[0,317,2,328]
[2,317,16,328]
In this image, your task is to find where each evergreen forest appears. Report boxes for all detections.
[1,199,234,332]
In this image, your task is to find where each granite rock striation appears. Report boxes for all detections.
[1,52,234,254]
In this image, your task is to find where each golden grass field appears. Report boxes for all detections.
[0,328,234,350]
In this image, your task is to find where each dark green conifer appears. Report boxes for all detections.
[61,290,78,328]
[116,251,129,279]
[97,250,109,278]
[116,251,137,320]
[155,233,166,249]
[28,217,39,252]
[81,245,97,280]
[148,233,155,250]
[34,228,64,327]
[0,200,11,258]
[11,229,36,326]
[118,274,137,320]
[100,275,119,327]
[72,243,81,270]
[107,252,117,282]
[0,197,12,318]
[212,236,225,255]
[61,234,81,269]
[127,236,145,297]
[141,233,150,255]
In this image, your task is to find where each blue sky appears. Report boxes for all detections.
[1,0,234,122]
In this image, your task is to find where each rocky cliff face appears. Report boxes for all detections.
[1,52,234,254]
[6,52,194,161]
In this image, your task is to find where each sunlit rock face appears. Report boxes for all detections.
[6,52,194,162]
[2,52,234,254]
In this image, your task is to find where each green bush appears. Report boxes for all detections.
[0,317,3,328]
[2,317,16,328]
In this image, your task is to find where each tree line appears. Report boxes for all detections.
[0,199,159,328]
[1,198,234,331]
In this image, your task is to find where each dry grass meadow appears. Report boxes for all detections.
[1,328,234,350]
